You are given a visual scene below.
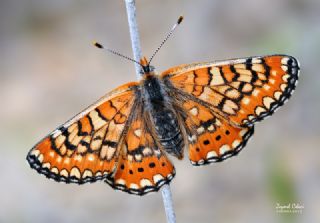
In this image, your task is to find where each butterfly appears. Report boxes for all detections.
[26,52,299,195]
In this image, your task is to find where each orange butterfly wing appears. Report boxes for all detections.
[162,55,299,127]
[27,82,138,184]
[161,54,299,164]
[182,99,253,165]
[105,105,175,195]
[27,81,175,195]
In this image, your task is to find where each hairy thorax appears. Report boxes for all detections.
[141,74,184,158]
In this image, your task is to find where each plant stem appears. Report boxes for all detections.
[161,184,176,223]
[125,0,142,78]
[124,1,176,223]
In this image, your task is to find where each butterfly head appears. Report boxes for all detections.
[140,56,155,75]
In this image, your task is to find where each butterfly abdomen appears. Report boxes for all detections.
[153,109,184,159]
[142,75,184,159]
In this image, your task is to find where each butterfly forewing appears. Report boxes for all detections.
[162,55,299,127]
[27,82,138,184]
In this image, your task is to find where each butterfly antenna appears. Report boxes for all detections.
[148,16,184,65]
[93,41,143,68]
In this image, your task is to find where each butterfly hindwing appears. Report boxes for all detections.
[27,82,137,184]
[105,103,175,195]
[179,98,254,165]
[162,55,299,127]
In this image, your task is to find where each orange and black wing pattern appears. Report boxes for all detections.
[27,53,300,194]
[162,54,299,164]
[181,98,254,165]
[27,82,137,184]
[105,102,175,195]
[162,55,299,127]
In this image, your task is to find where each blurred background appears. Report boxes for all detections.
[1,0,319,222]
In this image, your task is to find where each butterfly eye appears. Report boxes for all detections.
[143,66,150,73]
[142,65,155,74]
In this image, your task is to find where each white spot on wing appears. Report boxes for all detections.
[142,147,152,156]
[129,183,139,189]
[105,146,116,160]
[60,169,69,178]
[52,129,62,138]
[64,158,70,164]
[219,145,231,154]
[74,155,83,162]
[239,129,248,136]
[140,179,152,187]
[252,89,260,97]
[215,119,222,126]
[153,174,164,184]
[210,67,224,85]
[167,174,174,180]
[263,97,275,109]
[232,140,241,148]
[281,65,288,72]
[206,151,218,159]
[255,106,266,116]
[56,156,62,163]
[280,83,287,91]
[49,151,54,158]
[70,167,81,179]
[190,160,196,165]
[263,85,271,91]
[234,64,246,69]
[271,70,277,76]
[252,64,264,72]
[269,78,276,84]
[188,135,197,142]
[282,74,290,82]
[55,135,66,148]
[82,170,93,178]
[197,159,204,165]
[135,154,142,161]
[281,57,290,64]
[116,179,126,185]
[88,109,107,130]
[197,126,205,134]
[88,154,95,161]
[30,149,40,157]
[42,162,51,169]
[51,167,59,174]
[190,107,199,116]
[38,154,44,162]
[252,58,262,63]
[128,155,133,162]
[207,124,215,131]
[274,91,282,100]
[243,97,250,105]
[134,129,142,137]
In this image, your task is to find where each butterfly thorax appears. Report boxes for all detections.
[141,72,184,159]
